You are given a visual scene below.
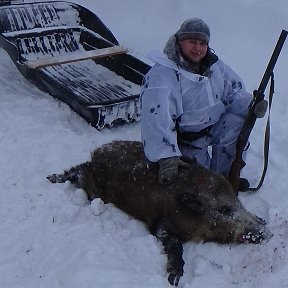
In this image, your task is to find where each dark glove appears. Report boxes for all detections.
[158,157,190,185]
[254,99,268,118]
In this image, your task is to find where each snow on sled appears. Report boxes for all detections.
[0,1,151,129]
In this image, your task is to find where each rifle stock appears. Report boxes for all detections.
[228,29,288,192]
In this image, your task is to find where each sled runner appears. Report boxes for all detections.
[0,1,151,129]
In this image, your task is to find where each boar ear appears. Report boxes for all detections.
[178,192,208,214]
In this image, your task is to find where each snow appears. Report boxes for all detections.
[1,0,288,287]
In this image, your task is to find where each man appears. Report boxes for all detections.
[140,18,252,191]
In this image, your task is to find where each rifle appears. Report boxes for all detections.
[228,29,288,193]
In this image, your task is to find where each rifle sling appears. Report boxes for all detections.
[249,73,274,191]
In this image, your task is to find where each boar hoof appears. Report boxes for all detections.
[167,259,184,286]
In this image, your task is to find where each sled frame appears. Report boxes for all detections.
[24,46,128,69]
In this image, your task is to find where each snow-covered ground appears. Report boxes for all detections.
[1,0,288,287]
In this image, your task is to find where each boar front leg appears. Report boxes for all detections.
[155,223,184,286]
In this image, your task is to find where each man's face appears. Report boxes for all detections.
[179,36,208,63]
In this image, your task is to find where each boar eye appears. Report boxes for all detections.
[219,205,233,216]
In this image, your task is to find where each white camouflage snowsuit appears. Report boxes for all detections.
[140,47,252,177]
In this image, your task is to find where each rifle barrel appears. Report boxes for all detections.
[258,30,288,94]
[228,29,288,192]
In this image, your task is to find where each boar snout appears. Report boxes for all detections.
[240,225,273,244]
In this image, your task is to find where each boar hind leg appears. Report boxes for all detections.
[47,163,88,188]
[155,223,184,286]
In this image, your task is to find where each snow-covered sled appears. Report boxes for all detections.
[0,0,23,6]
[0,1,151,129]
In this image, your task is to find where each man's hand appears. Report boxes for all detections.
[158,157,190,185]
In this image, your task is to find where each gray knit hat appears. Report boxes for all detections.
[176,18,210,43]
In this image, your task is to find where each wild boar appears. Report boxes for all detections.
[47,140,272,286]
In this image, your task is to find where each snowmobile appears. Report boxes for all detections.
[0,0,151,129]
